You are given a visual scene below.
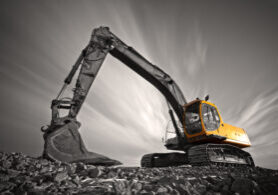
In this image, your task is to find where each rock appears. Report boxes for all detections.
[39,166,49,174]
[143,184,154,191]
[32,175,45,185]
[27,189,46,195]
[0,182,7,192]
[134,182,143,191]
[75,162,87,173]
[220,184,233,195]
[66,163,77,175]
[171,189,181,195]
[88,166,102,178]
[0,174,9,182]
[39,159,50,166]
[231,178,254,194]
[165,185,174,193]
[179,165,192,168]
[80,177,95,186]
[33,182,53,191]
[107,170,117,178]
[157,186,168,192]
[19,180,36,192]
[177,183,191,194]
[153,176,171,185]
[0,152,278,194]
[251,180,264,194]
[222,184,229,191]
[7,169,20,178]
[1,160,12,169]
[194,183,207,194]
[54,171,68,183]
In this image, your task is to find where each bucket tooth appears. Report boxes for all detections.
[43,119,122,166]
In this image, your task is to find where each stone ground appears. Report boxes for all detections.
[0,152,278,194]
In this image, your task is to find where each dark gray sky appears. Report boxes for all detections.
[0,0,278,169]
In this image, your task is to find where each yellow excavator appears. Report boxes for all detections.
[41,27,254,167]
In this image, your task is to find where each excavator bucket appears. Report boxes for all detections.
[42,120,122,166]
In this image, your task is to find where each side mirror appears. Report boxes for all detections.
[205,95,209,101]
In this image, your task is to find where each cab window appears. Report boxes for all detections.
[201,104,220,131]
[185,102,202,135]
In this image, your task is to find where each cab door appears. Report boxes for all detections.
[183,101,204,139]
[201,103,224,136]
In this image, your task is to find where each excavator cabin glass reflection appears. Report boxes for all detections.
[202,103,220,131]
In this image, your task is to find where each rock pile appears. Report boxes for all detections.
[0,151,277,194]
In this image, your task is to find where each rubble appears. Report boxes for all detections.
[0,151,278,194]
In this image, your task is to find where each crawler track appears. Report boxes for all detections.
[141,144,254,168]
[187,144,254,167]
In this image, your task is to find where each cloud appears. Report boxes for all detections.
[182,22,207,76]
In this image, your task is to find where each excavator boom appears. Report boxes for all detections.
[68,27,187,122]
[42,27,188,165]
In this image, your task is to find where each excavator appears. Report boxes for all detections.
[41,26,254,167]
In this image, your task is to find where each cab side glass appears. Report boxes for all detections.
[202,103,220,131]
[185,102,202,134]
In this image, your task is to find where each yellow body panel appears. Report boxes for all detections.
[206,123,251,148]
[183,100,251,148]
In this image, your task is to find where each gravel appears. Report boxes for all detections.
[0,151,277,194]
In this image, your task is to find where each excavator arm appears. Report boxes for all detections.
[67,27,186,122]
[43,27,187,165]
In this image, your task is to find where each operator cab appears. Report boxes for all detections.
[182,99,225,143]
[184,100,221,135]
[164,99,224,150]
[182,100,251,148]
